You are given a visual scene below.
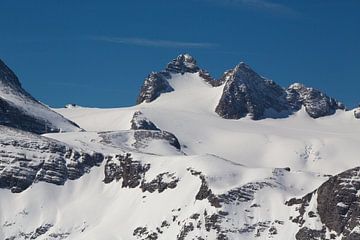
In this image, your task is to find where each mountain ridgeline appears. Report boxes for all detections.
[0,59,80,134]
[137,54,346,120]
[1,54,360,240]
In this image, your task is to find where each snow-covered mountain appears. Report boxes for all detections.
[0,59,80,134]
[0,54,359,240]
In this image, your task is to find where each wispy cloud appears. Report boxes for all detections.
[91,36,217,49]
[198,0,296,15]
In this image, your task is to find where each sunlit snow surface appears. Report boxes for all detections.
[1,72,359,239]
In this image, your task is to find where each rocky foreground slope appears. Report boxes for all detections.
[0,54,359,240]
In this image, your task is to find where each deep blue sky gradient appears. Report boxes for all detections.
[1,0,359,108]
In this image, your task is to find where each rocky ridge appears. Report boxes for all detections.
[287,167,360,240]
[137,54,347,120]
[0,58,80,134]
[0,126,104,193]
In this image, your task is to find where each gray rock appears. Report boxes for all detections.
[103,153,179,193]
[215,63,290,120]
[131,111,160,131]
[130,111,181,150]
[215,63,346,120]
[0,126,104,193]
[103,153,149,187]
[166,54,200,74]
[287,166,360,240]
[286,83,345,118]
[136,71,173,104]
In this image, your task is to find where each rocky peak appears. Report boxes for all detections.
[130,111,160,131]
[286,83,345,118]
[136,54,219,104]
[166,54,200,74]
[215,62,290,120]
[136,71,173,104]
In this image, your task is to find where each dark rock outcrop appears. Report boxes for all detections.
[0,58,80,134]
[0,126,104,193]
[104,153,179,193]
[354,107,360,119]
[166,54,200,74]
[215,63,290,120]
[141,172,179,193]
[287,167,360,240]
[131,111,160,131]
[136,71,174,104]
[286,83,345,118]
[130,111,181,151]
[103,153,150,187]
[0,97,59,134]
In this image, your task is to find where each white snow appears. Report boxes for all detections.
[0,72,359,239]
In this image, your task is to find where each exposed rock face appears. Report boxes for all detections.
[136,71,173,104]
[0,58,80,134]
[0,98,57,134]
[286,83,345,118]
[103,153,150,187]
[215,63,290,120]
[215,63,345,120]
[0,126,104,193]
[166,54,200,74]
[131,111,160,131]
[103,153,179,193]
[287,167,360,240]
[130,111,181,150]
[136,54,219,104]
[0,59,23,92]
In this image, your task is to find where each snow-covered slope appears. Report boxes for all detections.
[0,59,80,134]
[0,54,359,240]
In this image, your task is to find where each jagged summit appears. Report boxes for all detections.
[137,54,347,119]
[0,58,80,134]
[136,54,217,104]
[166,53,200,74]
[286,83,345,118]
[215,62,290,120]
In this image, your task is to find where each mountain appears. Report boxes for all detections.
[0,59,80,134]
[286,83,345,118]
[136,54,218,104]
[1,54,360,240]
[215,62,290,120]
[137,54,345,120]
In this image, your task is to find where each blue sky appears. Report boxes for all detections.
[1,0,359,108]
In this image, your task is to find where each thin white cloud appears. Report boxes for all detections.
[91,36,217,49]
[199,0,296,15]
